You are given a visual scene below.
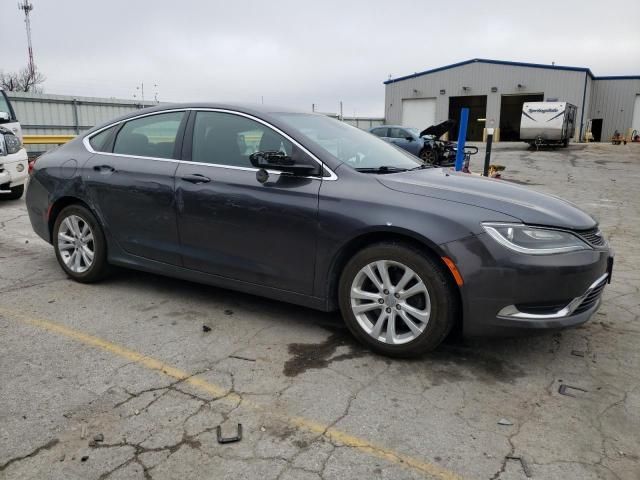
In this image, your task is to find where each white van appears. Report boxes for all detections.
[0,89,29,199]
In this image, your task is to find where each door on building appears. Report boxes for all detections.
[591,119,603,142]
[401,98,436,129]
[448,96,487,141]
[632,95,640,136]
[499,93,544,141]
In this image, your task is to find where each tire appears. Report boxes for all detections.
[53,204,110,283]
[419,148,438,166]
[338,242,457,357]
[3,184,24,200]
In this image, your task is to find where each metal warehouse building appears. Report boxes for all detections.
[384,58,640,143]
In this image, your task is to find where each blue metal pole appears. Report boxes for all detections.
[455,108,469,171]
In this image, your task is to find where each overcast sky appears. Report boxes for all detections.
[2,0,638,116]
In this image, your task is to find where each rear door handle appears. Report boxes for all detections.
[181,173,211,184]
[93,165,115,173]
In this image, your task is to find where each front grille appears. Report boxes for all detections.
[576,227,606,247]
[574,277,607,314]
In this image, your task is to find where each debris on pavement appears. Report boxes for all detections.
[217,423,243,444]
[558,384,588,398]
[498,418,513,426]
[202,325,212,332]
[229,354,256,362]
[88,433,104,447]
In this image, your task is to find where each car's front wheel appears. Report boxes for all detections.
[338,243,457,357]
[53,204,110,283]
[419,148,438,165]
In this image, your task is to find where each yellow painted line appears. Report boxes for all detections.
[22,134,76,145]
[2,308,463,480]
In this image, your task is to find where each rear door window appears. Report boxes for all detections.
[371,127,388,137]
[113,111,185,159]
[89,125,117,152]
[388,127,408,139]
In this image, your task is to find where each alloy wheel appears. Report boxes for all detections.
[57,214,95,273]
[420,149,436,165]
[350,260,431,345]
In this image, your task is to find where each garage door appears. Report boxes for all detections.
[632,94,640,133]
[401,98,436,129]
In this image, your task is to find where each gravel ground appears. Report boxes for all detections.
[0,142,638,480]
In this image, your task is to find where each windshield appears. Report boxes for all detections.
[406,128,420,136]
[271,113,422,172]
[0,92,15,119]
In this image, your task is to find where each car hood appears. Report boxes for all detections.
[378,168,597,230]
[420,120,455,139]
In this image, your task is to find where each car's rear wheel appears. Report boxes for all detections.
[2,184,24,200]
[338,243,456,357]
[53,204,109,283]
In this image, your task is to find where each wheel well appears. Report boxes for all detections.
[47,196,94,242]
[326,231,463,330]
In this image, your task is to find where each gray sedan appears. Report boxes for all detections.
[370,125,432,160]
[25,103,613,357]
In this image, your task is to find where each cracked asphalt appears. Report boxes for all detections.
[1,143,639,480]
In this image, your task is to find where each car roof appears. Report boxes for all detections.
[132,102,308,116]
[83,102,319,135]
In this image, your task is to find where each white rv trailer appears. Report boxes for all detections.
[520,101,577,148]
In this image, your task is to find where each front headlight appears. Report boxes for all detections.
[3,132,22,155]
[482,222,590,255]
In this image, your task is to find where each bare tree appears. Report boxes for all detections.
[0,66,45,92]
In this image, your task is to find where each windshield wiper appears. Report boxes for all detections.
[409,164,431,171]
[354,166,409,174]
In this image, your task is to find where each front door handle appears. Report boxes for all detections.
[181,173,211,184]
[93,165,115,173]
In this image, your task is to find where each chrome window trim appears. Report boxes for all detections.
[497,273,609,320]
[82,108,338,181]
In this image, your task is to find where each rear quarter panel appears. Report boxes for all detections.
[26,139,96,242]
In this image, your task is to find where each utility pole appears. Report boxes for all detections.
[18,0,35,76]
[135,82,145,107]
[312,103,316,112]
[339,101,343,121]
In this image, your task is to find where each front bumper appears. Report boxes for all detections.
[0,148,29,191]
[441,232,612,336]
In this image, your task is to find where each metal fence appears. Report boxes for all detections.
[7,91,385,153]
[342,117,385,129]
[7,91,146,153]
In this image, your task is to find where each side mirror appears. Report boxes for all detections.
[249,147,320,176]
[0,112,10,123]
[405,136,414,141]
